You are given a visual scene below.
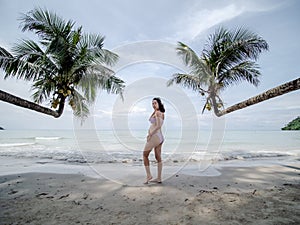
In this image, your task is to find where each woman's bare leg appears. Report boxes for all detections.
[143,149,152,184]
[143,135,160,184]
[153,143,163,183]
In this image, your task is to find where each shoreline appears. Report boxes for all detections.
[0,155,298,183]
[1,163,299,224]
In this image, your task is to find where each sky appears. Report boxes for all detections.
[0,0,299,131]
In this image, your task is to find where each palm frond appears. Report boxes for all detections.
[167,73,206,93]
[203,27,269,75]
[0,55,42,81]
[20,7,74,42]
[0,47,16,76]
[177,42,203,69]
[31,77,56,103]
[94,48,119,66]
[176,42,212,84]
[3,40,57,81]
[80,33,104,49]
[71,90,89,121]
[79,34,118,66]
[79,64,125,102]
[203,27,228,62]
[0,47,13,58]
[214,28,268,77]
[229,27,269,60]
[219,61,261,87]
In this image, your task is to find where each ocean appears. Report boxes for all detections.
[1,129,299,183]
[0,129,299,165]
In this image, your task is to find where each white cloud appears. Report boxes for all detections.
[237,0,289,12]
[175,4,244,41]
[94,109,113,118]
[173,0,291,42]
[130,106,147,113]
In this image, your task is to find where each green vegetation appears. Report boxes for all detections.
[282,117,300,130]
[167,27,269,116]
[168,27,300,117]
[0,8,124,120]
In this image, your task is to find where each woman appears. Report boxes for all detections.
[143,97,165,184]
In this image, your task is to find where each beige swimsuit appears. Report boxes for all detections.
[149,116,164,144]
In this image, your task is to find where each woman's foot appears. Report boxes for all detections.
[150,178,162,183]
[143,176,153,184]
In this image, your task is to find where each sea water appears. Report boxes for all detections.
[0,129,299,165]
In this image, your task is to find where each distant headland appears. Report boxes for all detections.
[0,127,4,130]
[282,117,300,130]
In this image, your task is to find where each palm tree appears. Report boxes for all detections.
[0,89,61,117]
[216,77,300,116]
[0,8,124,120]
[168,27,271,116]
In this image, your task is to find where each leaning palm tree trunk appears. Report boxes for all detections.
[0,90,62,118]
[215,77,300,117]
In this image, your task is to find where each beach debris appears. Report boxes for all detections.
[224,192,240,196]
[82,193,89,200]
[94,206,103,210]
[198,189,214,194]
[36,192,48,197]
[73,200,81,205]
[8,189,18,195]
[58,193,70,199]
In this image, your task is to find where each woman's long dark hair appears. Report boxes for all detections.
[153,97,165,113]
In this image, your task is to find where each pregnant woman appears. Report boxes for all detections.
[143,97,165,184]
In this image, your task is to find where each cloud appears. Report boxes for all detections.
[130,106,147,113]
[94,109,113,118]
[236,0,290,12]
[173,0,291,42]
[175,4,244,41]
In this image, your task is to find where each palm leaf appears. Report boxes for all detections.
[79,33,119,66]
[177,42,206,73]
[20,7,74,42]
[11,39,56,80]
[219,61,261,87]
[167,73,206,93]
[31,77,56,103]
[79,64,125,102]
[71,90,89,121]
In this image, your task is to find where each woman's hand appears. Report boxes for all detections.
[147,133,152,142]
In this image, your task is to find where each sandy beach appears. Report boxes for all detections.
[1,163,299,225]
